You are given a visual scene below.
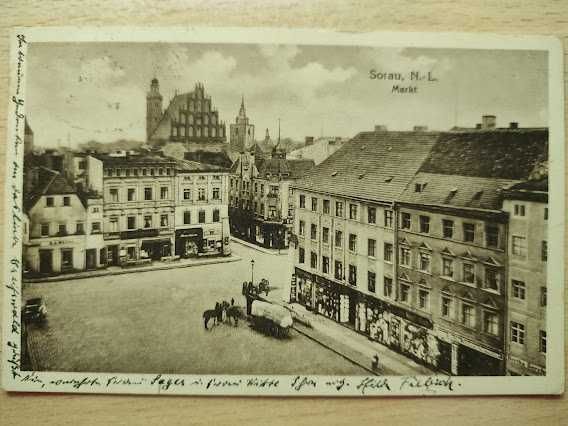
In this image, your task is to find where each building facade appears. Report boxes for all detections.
[502,179,548,375]
[291,120,548,375]
[174,159,231,257]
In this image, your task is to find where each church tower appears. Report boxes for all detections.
[229,96,255,153]
[146,78,163,141]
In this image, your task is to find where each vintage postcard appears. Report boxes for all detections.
[2,27,564,396]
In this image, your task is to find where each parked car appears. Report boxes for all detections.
[22,297,48,325]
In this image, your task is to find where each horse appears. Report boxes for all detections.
[225,305,241,326]
[203,309,218,330]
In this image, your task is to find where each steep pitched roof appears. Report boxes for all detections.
[24,167,76,211]
[293,131,440,202]
[174,158,228,173]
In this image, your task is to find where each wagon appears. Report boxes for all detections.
[250,300,293,338]
[22,297,48,325]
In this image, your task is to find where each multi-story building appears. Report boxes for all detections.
[502,178,548,375]
[173,159,231,257]
[99,153,177,265]
[23,166,105,274]
[291,118,548,375]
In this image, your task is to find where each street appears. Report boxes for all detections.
[22,242,368,375]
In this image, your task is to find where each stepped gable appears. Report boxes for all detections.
[293,131,440,202]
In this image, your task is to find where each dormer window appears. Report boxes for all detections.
[331,171,338,177]
[415,183,427,193]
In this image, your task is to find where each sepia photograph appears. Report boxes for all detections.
[3,27,564,396]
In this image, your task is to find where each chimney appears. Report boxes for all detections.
[375,125,387,132]
[413,125,428,132]
[509,122,519,129]
[481,115,496,129]
[305,136,314,146]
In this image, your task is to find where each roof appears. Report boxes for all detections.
[174,158,229,173]
[257,158,315,179]
[293,131,441,203]
[97,153,176,167]
[24,167,77,211]
[502,178,548,203]
[184,151,233,168]
[400,128,548,210]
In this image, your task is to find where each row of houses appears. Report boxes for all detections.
[23,150,231,276]
[290,116,548,376]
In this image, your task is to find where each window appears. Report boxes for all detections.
[442,258,454,278]
[441,296,452,318]
[348,264,357,286]
[198,210,206,223]
[400,283,410,303]
[512,236,527,257]
[511,321,525,344]
[323,199,330,214]
[486,224,499,248]
[127,188,136,201]
[322,256,330,274]
[46,197,54,207]
[143,215,152,228]
[158,214,167,228]
[540,287,547,307]
[299,195,306,208]
[462,303,475,327]
[401,212,411,229]
[213,209,220,222]
[335,201,343,217]
[183,188,191,200]
[514,204,526,217]
[384,243,393,262]
[400,247,411,267]
[109,217,118,232]
[63,196,70,206]
[110,189,119,202]
[56,223,66,236]
[544,207,548,221]
[334,260,343,280]
[349,204,358,220]
[348,234,357,252]
[322,227,330,244]
[463,263,475,284]
[463,223,475,242]
[311,197,318,212]
[368,239,376,257]
[542,241,547,262]
[127,246,136,260]
[419,215,430,233]
[512,280,526,300]
[442,219,454,239]
[368,272,376,293]
[299,220,305,236]
[183,211,191,225]
[299,247,305,264]
[73,222,84,235]
[418,289,430,310]
[310,224,317,240]
[335,230,343,248]
[384,210,393,228]
[127,216,136,230]
[539,330,547,353]
[484,268,501,291]
[484,311,499,335]
[144,187,152,201]
[419,253,431,273]
[213,187,220,200]
[384,277,393,298]
[198,188,206,201]
[61,249,73,270]
[310,252,318,269]
[368,207,376,224]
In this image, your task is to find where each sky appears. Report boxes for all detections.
[26,42,548,148]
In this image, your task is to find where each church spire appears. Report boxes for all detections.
[238,95,246,118]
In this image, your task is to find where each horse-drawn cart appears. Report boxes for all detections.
[250,300,293,338]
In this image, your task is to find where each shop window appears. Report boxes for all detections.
[213,209,220,222]
[323,199,330,214]
[512,280,526,300]
[368,272,376,293]
[463,223,475,242]
[348,264,357,286]
[322,256,330,274]
[384,210,393,228]
[368,207,376,224]
[483,311,499,335]
[61,249,73,270]
[486,224,499,248]
[368,239,376,257]
[384,242,393,262]
[299,247,305,264]
[512,235,527,257]
[419,215,430,233]
[127,247,136,260]
[384,277,393,298]
[510,321,525,344]
[199,210,206,223]
[442,258,454,278]
[401,212,411,230]
[442,219,454,238]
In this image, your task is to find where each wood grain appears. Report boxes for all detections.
[1,1,567,424]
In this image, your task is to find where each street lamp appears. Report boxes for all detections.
[250,259,255,284]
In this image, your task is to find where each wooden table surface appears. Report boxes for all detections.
[1,1,567,424]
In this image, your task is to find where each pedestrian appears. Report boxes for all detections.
[231,297,235,306]
[372,353,380,371]
[215,302,220,325]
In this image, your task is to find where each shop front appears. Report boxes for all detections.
[175,228,203,258]
[141,238,172,260]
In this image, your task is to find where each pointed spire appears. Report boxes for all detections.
[238,94,246,118]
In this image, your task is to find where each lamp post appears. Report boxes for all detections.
[250,259,255,285]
